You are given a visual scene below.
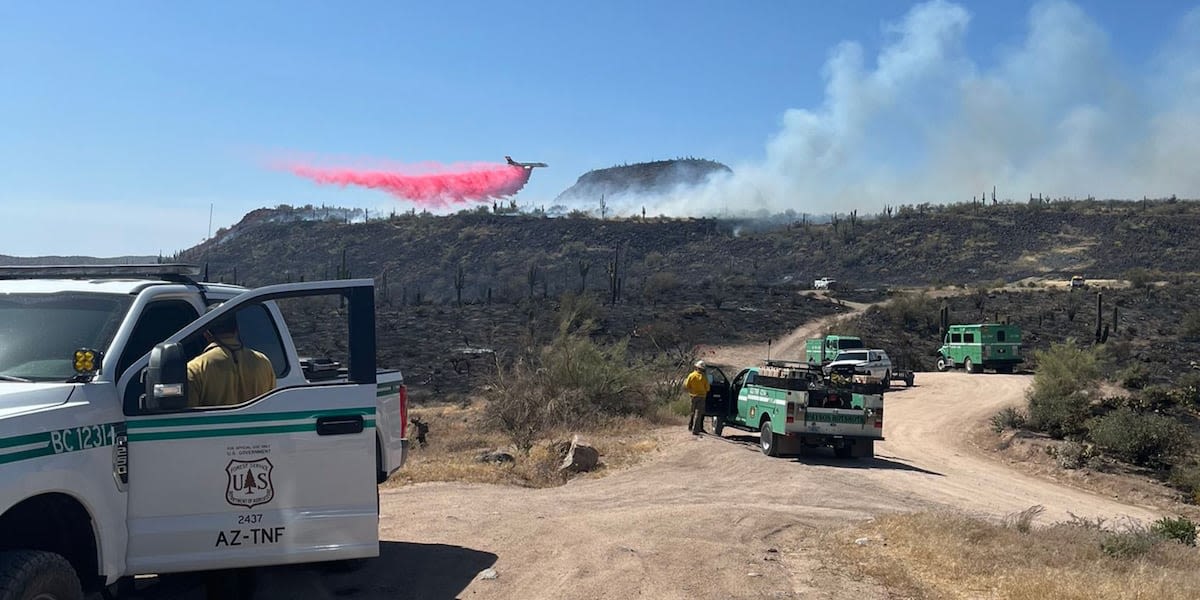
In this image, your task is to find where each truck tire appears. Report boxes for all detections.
[883,371,892,390]
[834,443,853,459]
[904,373,914,387]
[711,416,724,437]
[964,358,979,374]
[759,421,780,457]
[0,550,83,600]
[996,364,1014,374]
[936,356,949,372]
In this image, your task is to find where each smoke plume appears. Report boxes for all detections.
[288,161,532,206]
[636,0,1200,217]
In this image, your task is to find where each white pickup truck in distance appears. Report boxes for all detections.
[0,264,408,599]
[825,349,892,382]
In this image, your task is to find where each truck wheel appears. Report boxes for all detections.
[883,371,892,390]
[711,416,724,437]
[965,358,979,374]
[996,364,1014,374]
[0,550,83,600]
[834,443,853,459]
[759,421,779,457]
[936,356,949,372]
[905,373,914,387]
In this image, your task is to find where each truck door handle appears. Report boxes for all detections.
[316,415,364,436]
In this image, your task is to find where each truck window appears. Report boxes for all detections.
[237,304,290,378]
[996,330,1007,342]
[0,292,131,382]
[119,300,201,412]
[117,300,200,379]
[745,372,757,385]
[964,333,975,343]
[951,333,962,343]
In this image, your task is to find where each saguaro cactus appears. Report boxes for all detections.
[1095,292,1109,344]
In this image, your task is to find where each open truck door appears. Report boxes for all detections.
[123,280,380,574]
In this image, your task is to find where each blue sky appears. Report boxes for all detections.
[0,1,1196,256]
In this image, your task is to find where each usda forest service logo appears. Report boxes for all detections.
[225,458,275,509]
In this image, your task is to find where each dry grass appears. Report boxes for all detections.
[831,511,1200,600]
[385,403,674,489]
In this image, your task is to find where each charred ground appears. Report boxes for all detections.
[178,198,1200,394]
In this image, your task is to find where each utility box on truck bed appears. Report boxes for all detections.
[0,264,408,599]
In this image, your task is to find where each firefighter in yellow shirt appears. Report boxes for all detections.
[684,360,711,435]
[187,314,276,407]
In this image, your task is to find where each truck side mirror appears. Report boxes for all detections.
[143,342,188,412]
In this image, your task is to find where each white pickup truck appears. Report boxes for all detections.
[825,349,892,381]
[0,264,408,599]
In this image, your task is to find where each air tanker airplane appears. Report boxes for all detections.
[506,156,548,169]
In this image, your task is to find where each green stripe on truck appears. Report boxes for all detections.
[127,407,374,429]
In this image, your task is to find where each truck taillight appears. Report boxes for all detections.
[786,402,794,424]
[399,384,409,438]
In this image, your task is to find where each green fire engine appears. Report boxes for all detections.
[706,360,884,458]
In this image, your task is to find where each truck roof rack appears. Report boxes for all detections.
[0,263,203,283]
[762,359,819,370]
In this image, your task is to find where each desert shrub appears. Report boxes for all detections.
[1101,526,1161,559]
[1026,340,1101,438]
[1053,441,1088,470]
[1168,462,1200,503]
[1152,516,1198,546]
[1086,407,1191,467]
[878,293,940,333]
[1125,385,1179,413]
[485,319,644,453]
[1125,267,1152,289]
[1002,505,1044,533]
[486,358,555,453]
[1183,310,1200,341]
[990,406,1027,433]
[1099,339,1132,370]
[1117,363,1150,390]
[1172,372,1200,408]
[642,272,680,306]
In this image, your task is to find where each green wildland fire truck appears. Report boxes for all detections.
[804,335,864,366]
[935,323,1022,373]
[705,360,884,458]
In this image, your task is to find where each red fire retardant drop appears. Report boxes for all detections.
[289,163,532,206]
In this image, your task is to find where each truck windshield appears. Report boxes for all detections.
[0,293,132,382]
[835,351,869,362]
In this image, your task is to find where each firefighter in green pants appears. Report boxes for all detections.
[684,360,711,435]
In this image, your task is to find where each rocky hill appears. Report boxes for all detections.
[554,158,731,205]
[172,198,1200,396]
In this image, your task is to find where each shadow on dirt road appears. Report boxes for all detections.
[117,541,498,600]
[716,434,943,476]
